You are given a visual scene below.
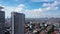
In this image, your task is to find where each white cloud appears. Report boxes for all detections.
[24,8,49,18]
[4,7,15,18]
[0,4,25,18]
[25,8,59,18]
[0,1,60,18]
[43,1,60,10]
[18,4,25,7]
[24,1,60,18]
[0,4,25,12]
[15,4,25,12]
[25,9,42,18]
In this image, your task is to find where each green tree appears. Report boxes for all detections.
[47,25,55,34]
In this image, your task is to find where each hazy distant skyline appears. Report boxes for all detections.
[0,0,60,18]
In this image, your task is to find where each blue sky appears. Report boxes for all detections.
[0,0,60,18]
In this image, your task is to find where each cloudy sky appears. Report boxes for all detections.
[0,0,60,18]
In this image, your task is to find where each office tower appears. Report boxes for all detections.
[11,12,25,34]
[0,7,5,34]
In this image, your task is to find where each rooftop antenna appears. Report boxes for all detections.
[0,6,4,11]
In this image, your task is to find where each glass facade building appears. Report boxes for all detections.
[11,12,25,34]
[0,11,5,34]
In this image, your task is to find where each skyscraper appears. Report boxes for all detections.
[11,12,25,34]
[0,11,5,34]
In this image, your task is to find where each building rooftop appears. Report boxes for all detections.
[0,6,4,11]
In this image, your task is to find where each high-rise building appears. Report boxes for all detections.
[0,11,5,34]
[11,12,25,34]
